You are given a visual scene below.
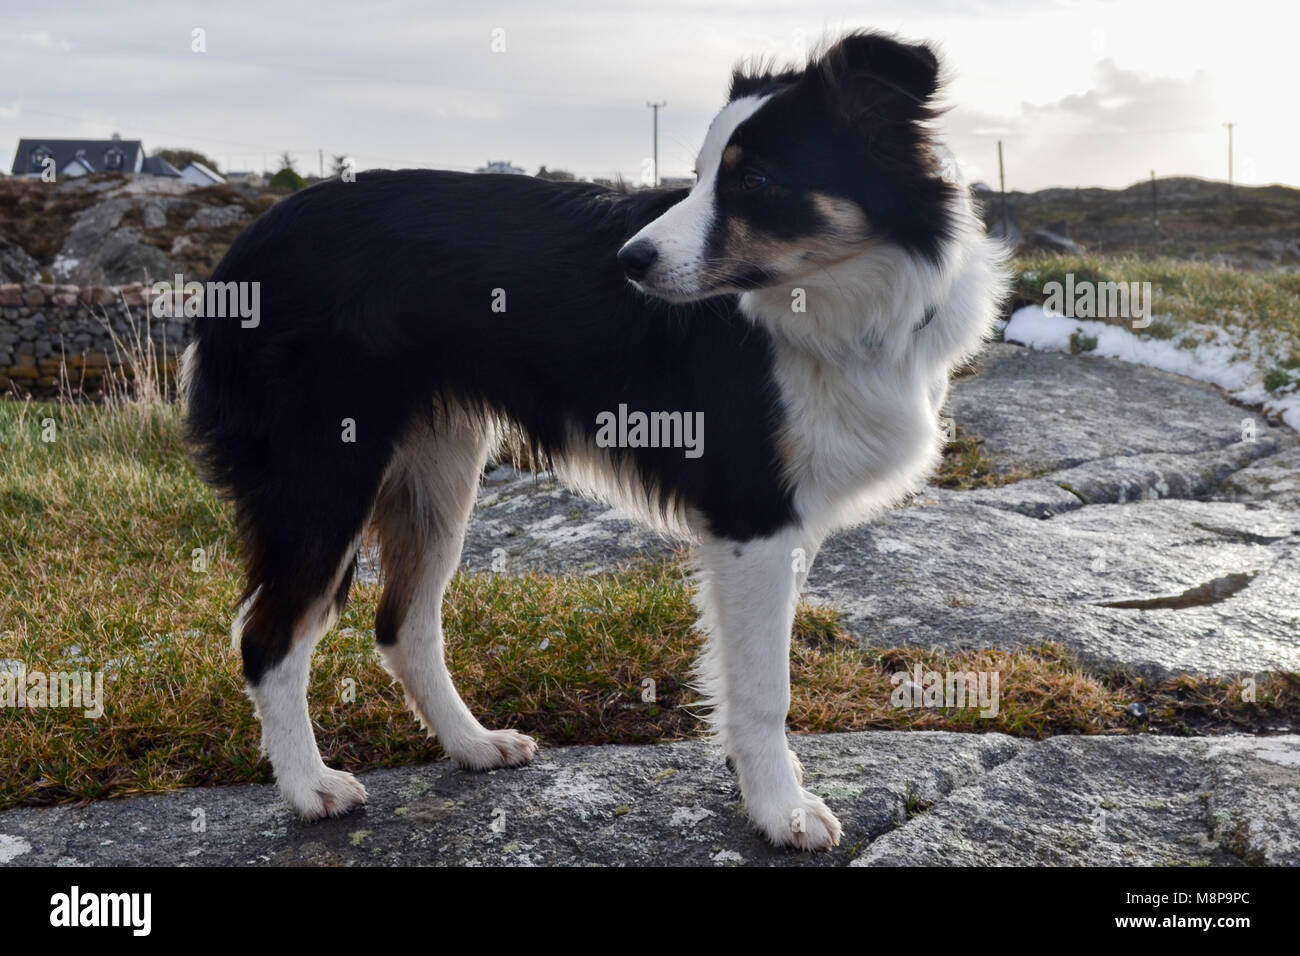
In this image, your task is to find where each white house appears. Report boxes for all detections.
[178,161,226,186]
[9,133,225,185]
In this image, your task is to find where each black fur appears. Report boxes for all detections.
[723,31,954,263]
[186,173,798,682]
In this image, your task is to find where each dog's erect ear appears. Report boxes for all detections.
[729,64,803,102]
[812,32,941,117]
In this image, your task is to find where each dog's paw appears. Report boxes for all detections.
[282,766,368,821]
[789,749,804,786]
[750,789,842,852]
[728,749,802,784]
[447,728,538,771]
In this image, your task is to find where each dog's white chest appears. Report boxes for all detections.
[773,342,945,533]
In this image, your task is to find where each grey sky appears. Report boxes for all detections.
[2,0,1293,191]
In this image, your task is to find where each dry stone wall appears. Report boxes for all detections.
[0,282,192,393]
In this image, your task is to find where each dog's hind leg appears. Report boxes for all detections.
[373,417,538,770]
[237,482,378,821]
[238,564,366,820]
[694,527,841,851]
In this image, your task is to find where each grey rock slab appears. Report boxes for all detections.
[852,734,1300,866]
[810,498,1300,675]
[0,732,1022,867]
[1222,443,1300,510]
[2,731,1292,867]
[927,478,1085,519]
[1200,736,1300,865]
[183,204,249,231]
[948,344,1271,474]
[52,197,183,286]
[0,237,41,284]
[457,465,679,576]
[1047,438,1285,505]
[139,199,168,230]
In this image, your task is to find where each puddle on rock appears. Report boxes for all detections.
[1098,571,1257,610]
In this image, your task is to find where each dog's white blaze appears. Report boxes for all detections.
[622,94,771,298]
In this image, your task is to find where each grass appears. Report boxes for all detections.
[931,424,1043,489]
[988,178,1300,264]
[2,397,1297,810]
[1012,254,1300,363]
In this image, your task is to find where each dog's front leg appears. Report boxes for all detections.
[696,528,842,850]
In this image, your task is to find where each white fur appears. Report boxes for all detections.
[745,192,1006,538]
[687,178,1002,850]
[692,528,841,849]
[375,421,538,770]
[620,95,770,301]
[242,541,368,820]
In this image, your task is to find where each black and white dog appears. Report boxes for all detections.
[183,31,1006,850]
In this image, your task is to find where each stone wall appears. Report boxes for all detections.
[0,282,192,393]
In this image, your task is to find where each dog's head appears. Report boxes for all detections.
[618,32,955,302]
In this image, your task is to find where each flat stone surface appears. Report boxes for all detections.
[853,734,1300,867]
[946,345,1273,474]
[1,731,1293,867]
[811,497,1300,675]
[458,464,679,575]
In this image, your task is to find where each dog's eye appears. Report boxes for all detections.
[741,172,767,191]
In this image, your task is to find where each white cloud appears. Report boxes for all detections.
[20,30,71,52]
[0,0,1293,188]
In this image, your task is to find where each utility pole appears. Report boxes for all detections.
[1223,122,1235,203]
[319,148,324,178]
[997,140,1008,239]
[647,101,666,188]
[1151,169,1159,229]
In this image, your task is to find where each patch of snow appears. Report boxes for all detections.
[1004,305,1300,433]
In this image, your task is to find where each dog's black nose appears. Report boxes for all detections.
[617,240,658,281]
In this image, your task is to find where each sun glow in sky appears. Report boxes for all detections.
[1,0,1294,191]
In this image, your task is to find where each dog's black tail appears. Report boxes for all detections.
[182,184,415,684]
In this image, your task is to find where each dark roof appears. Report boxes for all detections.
[10,137,143,175]
[140,155,182,177]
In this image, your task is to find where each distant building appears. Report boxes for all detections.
[9,133,225,184]
[178,161,226,186]
[141,155,183,177]
[11,133,143,177]
[225,170,265,187]
[475,160,526,175]
[658,176,695,190]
